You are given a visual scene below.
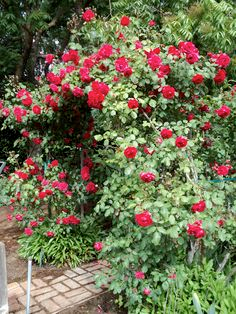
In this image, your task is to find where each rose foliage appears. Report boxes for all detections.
[1,13,236,312]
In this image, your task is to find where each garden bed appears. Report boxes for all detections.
[0,207,67,283]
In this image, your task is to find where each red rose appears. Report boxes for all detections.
[30,221,38,228]
[191,200,206,213]
[92,81,109,96]
[15,171,28,180]
[58,172,67,180]
[215,105,231,118]
[128,99,139,109]
[87,90,105,110]
[160,128,173,139]
[187,113,195,121]
[120,16,130,26]
[158,64,171,78]
[115,57,129,73]
[143,288,151,295]
[214,69,226,84]
[25,158,34,166]
[217,165,230,176]
[51,160,59,167]
[135,271,145,279]
[22,96,32,107]
[45,54,54,64]
[61,83,70,93]
[32,105,41,114]
[32,138,42,145]
[38,191,47,199]
[215,53,230,68]
[149,20,156,26]
[175,136,188,148]
[161,86,175,99]
[81,166,90,181]
[82,9,95,22]
[97,44,113,59]
[124,147,137,158]
[57,182,68,192]
[201,122,211,131]
[192,74,204,84]
[139,172,156,183]
[148,54,162,71]
[186,53,199,64]
[46,231,55,237]
[187,220,205,238]
[15,214,23,221]
[73,87,84,97]
[217,219,224,227]
[24,228,33,236]
[94,242,103,251]
[83,157,94,169]
[86,181,98,193]
[2,108,10,117]
[135,210,153,227]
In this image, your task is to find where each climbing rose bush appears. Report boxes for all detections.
[1,13,236,312]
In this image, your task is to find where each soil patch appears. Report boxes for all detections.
[59,292,127,314]
[0,207,70,283]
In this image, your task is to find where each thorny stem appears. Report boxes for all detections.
[142,111,161,133]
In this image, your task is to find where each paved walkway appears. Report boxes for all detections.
[8,260,109,314]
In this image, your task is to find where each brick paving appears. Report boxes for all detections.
[8,261,110,314]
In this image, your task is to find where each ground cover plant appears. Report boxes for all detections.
[0,7,236,313]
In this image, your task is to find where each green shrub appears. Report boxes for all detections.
[18,216,102,267]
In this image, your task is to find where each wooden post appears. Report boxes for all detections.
[0,242,8,314]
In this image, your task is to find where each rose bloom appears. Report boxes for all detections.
[124,147,137,158]
[217,219,224,227]
[25,157,34,166]
[215,105,231,118]
[15,214,23,221]
[86,181,98,193]
[24,228,33,236]
[73,86,84,97]
[192,74,204,84]
[187,220,205,238]
[82,9,95,22]
[215,53,230,68]
[30,221,38,227]
[58,172,67,180]
[81,166,90,181]
[140,172,156,183]
[45,54,54,64]
[46,231,55,237]
[217,165,230,176]
[61,83,70,93]
[191,200,206,213]
[161,86,175,99]
[128,99,139,109]
[135,271,145,279]
[120,16,130,26]
[175,136,188,148]
[143,288,151,295]
[32,105,41,115]
[94,242,103,251]
[186,113,194,122]
[214,69,226,84]
[149,20,156,26]
[161,128,173,139]
[32,137,42,145]
[51,160,59,167]
[135,210,153,227]
[201,121,211,131]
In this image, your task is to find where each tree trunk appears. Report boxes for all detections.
[15,25,33,82]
